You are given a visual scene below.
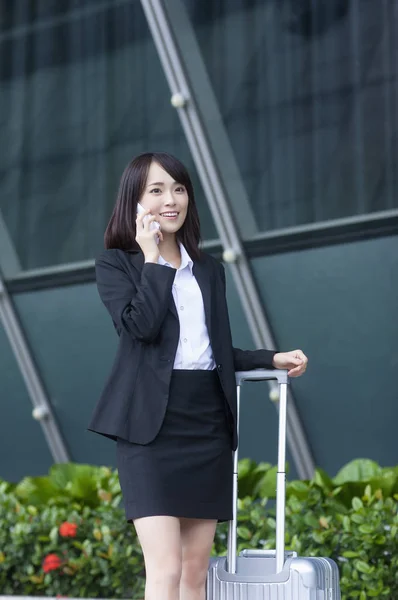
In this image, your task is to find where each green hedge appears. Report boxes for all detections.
[0,459,397,599]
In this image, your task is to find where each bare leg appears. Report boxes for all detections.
[179,518,217,600]
[134,516,182,600]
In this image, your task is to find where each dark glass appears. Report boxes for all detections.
[0,0,216,271]
[251,235,398,473]
[182,0,398,230]
[13,282,119,467]
[0,322,53,481]
[222,263,298,477]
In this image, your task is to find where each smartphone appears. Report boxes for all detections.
[137,203,160,244]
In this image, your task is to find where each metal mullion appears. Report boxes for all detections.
[142,0,259,237]
[140,0,315,478]
[0,211,22,279]
[140,0,240,252]
[0,273,70,464]
[350,0,366,213]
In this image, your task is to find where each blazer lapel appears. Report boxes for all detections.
[193,259,212,337]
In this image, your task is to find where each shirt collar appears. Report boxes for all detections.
[158,243,193,273]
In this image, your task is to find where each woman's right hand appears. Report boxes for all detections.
[135,209,163,263]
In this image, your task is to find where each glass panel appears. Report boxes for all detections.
[182,0,398,231]
[251,235,398,474]
[0,321,53,482]
[223,266,298,478]
[13,282,119,468]
[0,0,217,272]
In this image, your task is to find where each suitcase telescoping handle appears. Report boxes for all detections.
[227,369,289,575]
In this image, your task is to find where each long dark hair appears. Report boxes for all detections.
[104,152,202,260]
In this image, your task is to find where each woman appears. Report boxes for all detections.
[88,152,308,600]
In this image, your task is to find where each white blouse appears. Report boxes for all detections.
[158,244,216,370]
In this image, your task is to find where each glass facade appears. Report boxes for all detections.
[183,0,398,230]
[12,282,119,468]
[1,0,397,481]
[0,0,216,272]
[0,323,54,482]
[251,234,398,472]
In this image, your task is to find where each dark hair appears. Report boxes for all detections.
[104,152,202,260]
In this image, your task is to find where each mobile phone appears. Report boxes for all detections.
[137,203,160,244]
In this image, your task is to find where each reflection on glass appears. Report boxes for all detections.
[182,0,398,230]
[0,0,216,271]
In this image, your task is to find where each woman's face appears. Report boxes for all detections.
[139,161,189,236]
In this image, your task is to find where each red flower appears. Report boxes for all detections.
[59,522,77,538]
[42,553,62,573]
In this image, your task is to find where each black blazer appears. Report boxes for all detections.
[88,249,276,450]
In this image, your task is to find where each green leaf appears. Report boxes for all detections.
[363,484,372,499]
[254,466,278,499]
[304,513,319,528]
[287,480,310,501]
[351,513,365,524]
[14,476,58,505]
[358,524,373,535]
[355,560,373,574]
[238,459,273,499]
[49,463,100,506]
[342,516,351,531]
[238,458,256,480]
[312,531,326,544]
[352,497,363,511]
[334,459,381,485]
[313,468,334,491]
[49,526,58,544]
[373,535,386,545]
[237,526,251,540]
[266,518,276,529]
[342,551,360,558]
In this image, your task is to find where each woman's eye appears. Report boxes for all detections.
[149,188,161,194]
[176,186,185,192]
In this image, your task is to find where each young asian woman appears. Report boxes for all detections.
[88,152,308,600]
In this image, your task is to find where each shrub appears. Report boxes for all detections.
[0,460,397,598]
[0,485,144,598]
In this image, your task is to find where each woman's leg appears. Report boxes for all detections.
[179,518,218,600]
[134,516,182,600]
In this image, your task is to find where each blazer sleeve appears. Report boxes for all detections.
[95,251,176,343]
[219,261,277,371]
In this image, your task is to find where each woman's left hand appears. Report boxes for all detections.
[272,349,308,377]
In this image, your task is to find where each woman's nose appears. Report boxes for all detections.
[164,191,176,205]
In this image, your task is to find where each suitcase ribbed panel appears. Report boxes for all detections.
[207,556,341,600]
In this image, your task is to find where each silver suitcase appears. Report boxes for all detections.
[207,369,341,599]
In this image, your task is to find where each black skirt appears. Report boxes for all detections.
[116,369,233,522]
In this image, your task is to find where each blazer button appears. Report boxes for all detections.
[217,364,223,372]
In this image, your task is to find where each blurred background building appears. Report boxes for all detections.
[0,0,397,484]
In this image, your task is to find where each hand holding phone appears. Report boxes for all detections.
[136,203,160,246]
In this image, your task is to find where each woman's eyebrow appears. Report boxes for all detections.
[147,180,181,187]
[147,181,165,187]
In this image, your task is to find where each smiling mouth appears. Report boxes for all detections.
[160,212,179,218]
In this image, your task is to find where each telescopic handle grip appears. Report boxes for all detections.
[235,369,289,386]
[227,369,289,576]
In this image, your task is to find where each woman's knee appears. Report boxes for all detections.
[181,554,208,589]
[146,553,182,589]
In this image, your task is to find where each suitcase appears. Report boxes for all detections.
[207,369,341,599]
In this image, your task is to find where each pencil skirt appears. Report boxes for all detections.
[116,369,233,522]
